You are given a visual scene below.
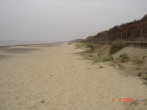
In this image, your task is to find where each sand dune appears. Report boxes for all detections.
[0,43,147,110]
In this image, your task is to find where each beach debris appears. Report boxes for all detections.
[40,100,45,103]
[138,73,142,77]
[143,81,147,85]
[99,66,104,68]
[142,56,146,60]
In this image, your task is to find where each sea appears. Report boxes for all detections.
[0,40,44,46]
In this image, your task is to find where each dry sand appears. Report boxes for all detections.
[113,46,147,64]
[0,43,147,110]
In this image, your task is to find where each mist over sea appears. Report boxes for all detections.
[0,40,44,46]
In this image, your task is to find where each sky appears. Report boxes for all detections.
[0,0,147,43]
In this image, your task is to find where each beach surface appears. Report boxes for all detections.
[0,43,147,110]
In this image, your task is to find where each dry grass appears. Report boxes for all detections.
[101,55,113,62]
[75,43,87,49]
[108,53,129,70]
[109,40,126,55]
[133,59,144,65]
[117,53,130,63]
[86,43,94,52]
[92,55,113,64]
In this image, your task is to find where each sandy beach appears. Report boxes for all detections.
[0,43,147,110]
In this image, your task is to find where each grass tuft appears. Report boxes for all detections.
[109,40,126,55]
[86,43,94,52]
[118,53,129,63]
[133,59,143,65]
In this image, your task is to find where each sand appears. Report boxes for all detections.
[112,47,147,65]
[0,43,147,110]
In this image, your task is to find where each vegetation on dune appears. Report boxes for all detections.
[82,14,147,43]
[75,43,87,49]
[133,59,144,65]
[117,53,129,63]
[101,55,113,62]
[109,40,126,55]
[86,43,94,52]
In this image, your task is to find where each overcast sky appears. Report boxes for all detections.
[0,0,147,43]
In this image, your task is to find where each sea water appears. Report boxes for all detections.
[0,40,43,46]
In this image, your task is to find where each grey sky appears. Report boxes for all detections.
[0,0,147,43]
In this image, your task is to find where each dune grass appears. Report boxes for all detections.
[109,40,126,55]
